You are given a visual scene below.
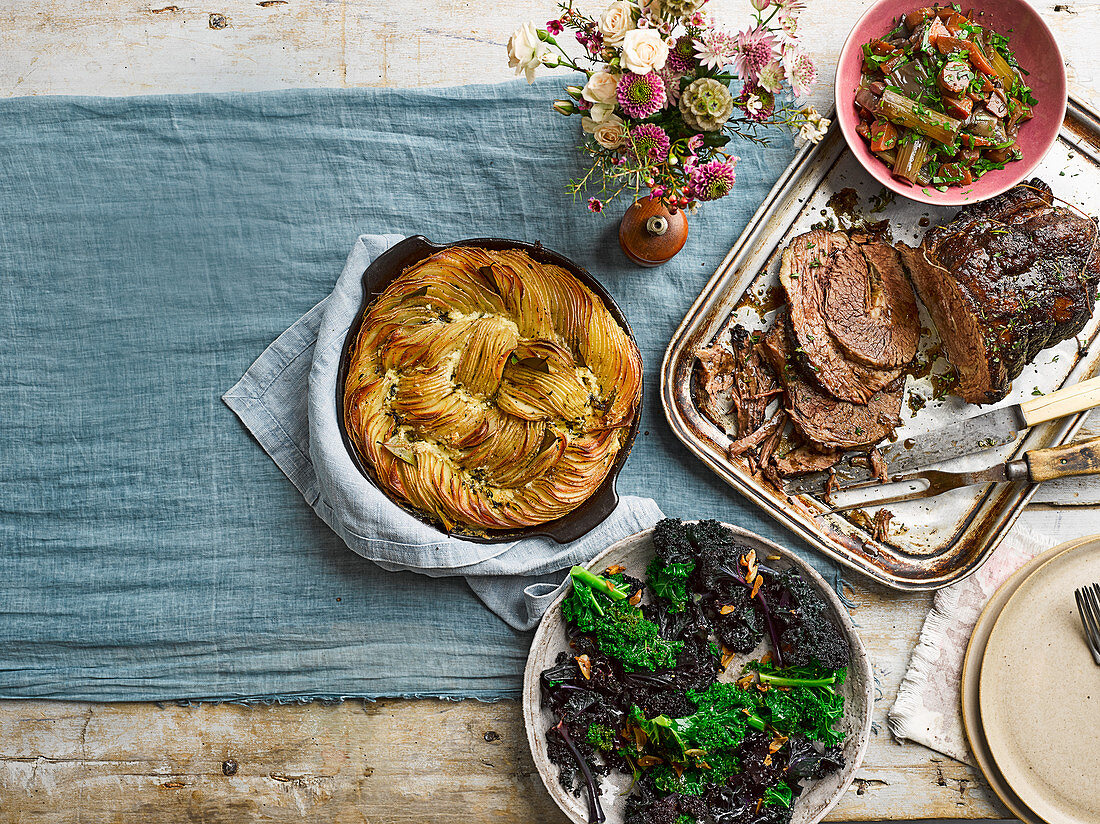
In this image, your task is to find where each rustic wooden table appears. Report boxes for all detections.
[2,1,1098,821]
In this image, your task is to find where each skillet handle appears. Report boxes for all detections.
[1026,437,1100,483]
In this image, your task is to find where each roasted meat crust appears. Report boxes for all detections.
[903,178,1100,405]
[343,246,642,532]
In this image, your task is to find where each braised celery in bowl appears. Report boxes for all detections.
[854,5,1036,190]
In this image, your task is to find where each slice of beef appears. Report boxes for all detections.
[771,445,841,477]
[694,341,740,434]
[694,326,779,436]
[902,178,1100,404]
[761,316,903,450]
[824,240,920,369]
[780,230,906,403]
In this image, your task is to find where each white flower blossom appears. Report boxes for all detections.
[599,1,636,45]
[582,70,621,105]
[506,22,550,83]
[621,28,670,74]
[583,113,627,148]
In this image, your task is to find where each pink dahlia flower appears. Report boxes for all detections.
[629,123,672,163]
[731,26,777,84]
[690,159,739,201]
[666,35,697,73]
[617,72,666,119]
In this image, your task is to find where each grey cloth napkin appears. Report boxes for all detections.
[223,234,664,630]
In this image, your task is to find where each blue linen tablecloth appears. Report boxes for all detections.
[0,80,823,702]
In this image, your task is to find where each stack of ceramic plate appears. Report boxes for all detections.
[961,535,1100,824]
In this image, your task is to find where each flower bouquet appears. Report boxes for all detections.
[507,0,829,255]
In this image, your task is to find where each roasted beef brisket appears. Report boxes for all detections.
[824,240,920,369]
[901,179,1100,404]
[761,316,903,450]
[780,230,917,403]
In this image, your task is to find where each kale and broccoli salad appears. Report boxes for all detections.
[539,518,851,824]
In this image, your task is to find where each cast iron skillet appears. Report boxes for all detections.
[335,235,642,544]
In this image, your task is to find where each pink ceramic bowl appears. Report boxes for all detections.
[834,0,1067,206]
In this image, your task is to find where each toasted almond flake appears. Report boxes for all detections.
[721,647,737,669]
[767,554,781,561]
[628,590,642,606]
[636,756,663,767]
[605,564,625,575]
[736,673,755,689]
[718,604,738,615]
[750,576,763,599]
[768,735,788,754]
[671,762,684,778]
[763,754,773,767]
[574,654,592,680]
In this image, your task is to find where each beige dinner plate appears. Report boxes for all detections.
[961,536,1096,824]
[978,536,1100,824]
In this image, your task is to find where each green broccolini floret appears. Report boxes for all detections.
[751,662,847,747]
[562,566,683,672]
[632,681,767,769]
[584,723,618,752]
[596,599,682,672]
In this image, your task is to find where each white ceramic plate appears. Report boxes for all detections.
[960,537,1096,824]
[979,537,1100,824]
[522,523,874,824]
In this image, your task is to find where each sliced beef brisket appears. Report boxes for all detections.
[779,230,911,403]
[761,315,903,450]
[824,240,920,369]
[902,178,1100,404]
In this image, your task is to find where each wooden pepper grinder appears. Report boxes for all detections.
[618,197,688,267]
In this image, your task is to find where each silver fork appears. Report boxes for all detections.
[1074,583,1100,666]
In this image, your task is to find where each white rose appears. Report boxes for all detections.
[587,102,616,123]
[583,114,627,149]
[599,1,636,46]
[582,71,621,105]
[507,22,549,83]
[621,29,669,74]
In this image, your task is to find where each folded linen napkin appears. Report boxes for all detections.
[887,524,1058,762]
[223,234,663,631]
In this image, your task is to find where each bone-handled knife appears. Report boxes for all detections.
[824,437,1100,511]
[785,374,1100,497]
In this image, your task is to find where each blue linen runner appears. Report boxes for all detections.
[0,80,817,701]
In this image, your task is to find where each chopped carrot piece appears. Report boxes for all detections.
[934,35,971,55]
[870,119,898,152]
[967,42,998,76]
[905,7,934,29]
[943,94,974,120]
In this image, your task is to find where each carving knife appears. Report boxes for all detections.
[825,437,1100,511]
[785,374,1100,496]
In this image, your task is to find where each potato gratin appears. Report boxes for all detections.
[343,246,642,533]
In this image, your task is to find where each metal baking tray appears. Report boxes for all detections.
[661,98,1100,590]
